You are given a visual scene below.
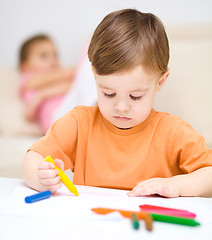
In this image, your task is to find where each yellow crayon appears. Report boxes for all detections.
[45,155,79,196]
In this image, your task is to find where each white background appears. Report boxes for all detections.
[0,0,212,67]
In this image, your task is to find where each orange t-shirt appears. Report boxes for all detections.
[30,106,212,190]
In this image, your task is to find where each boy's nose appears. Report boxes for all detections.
[114,100,130,112]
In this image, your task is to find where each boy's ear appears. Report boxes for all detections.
[156,70,169,91]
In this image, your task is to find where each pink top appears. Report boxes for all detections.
[19,74,64,133]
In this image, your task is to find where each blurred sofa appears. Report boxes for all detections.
[0,24,212,179]
[0,66,42,178]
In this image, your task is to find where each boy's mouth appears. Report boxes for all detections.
[114,116,131,121]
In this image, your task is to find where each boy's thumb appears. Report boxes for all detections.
[54,159,65,171]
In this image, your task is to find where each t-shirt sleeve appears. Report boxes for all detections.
[170,121,212,173]
[29,110,79,171]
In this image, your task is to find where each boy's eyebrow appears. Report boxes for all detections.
[131,88,149,92]
[98,84,113,90]
[98,84,149,92]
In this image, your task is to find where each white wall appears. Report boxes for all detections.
[0,0,212,67]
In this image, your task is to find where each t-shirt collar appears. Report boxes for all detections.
[100,109,156,136]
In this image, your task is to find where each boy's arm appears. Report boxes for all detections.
[128,166,212,198]
[128,121,212,198]
[22,151,64,192]
[172,167,212,197]
[25,67,76,90]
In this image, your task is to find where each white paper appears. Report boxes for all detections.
[0,178,212,240]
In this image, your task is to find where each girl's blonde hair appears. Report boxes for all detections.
[88,9,169,75]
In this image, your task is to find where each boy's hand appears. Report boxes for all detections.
[37,159,64,193]
[127,177,180,198]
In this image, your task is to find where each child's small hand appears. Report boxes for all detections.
[37,159,64,193]
[127,177,180,198]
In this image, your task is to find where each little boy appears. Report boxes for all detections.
[22,9,212,197]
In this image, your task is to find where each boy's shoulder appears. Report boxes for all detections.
[66,105,100,122]
[154,110,190,127]
[71,105,99,114]
[155,110,184,122]
[154,109,194,133]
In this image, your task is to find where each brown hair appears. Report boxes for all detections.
[88,9,169,75]
[18,34,51,67]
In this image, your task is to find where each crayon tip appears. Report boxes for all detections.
[131,213,140,230]
[144,213,153,231]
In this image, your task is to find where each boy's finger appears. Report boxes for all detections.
[127,188,142,197]
[39,160,55,170]
[40,176,61,186]
[127,191,137,197]
[47,182,62,193]
[38,169,59,179]
[38,181,62,193]
[128,184,158,197]
[54,159,64,171]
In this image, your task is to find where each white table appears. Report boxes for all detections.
[0,177,212,240]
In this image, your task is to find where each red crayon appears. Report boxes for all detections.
[139,204,196,218]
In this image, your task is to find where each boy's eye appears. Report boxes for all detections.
[130,95,142,100]
[103,92,116,98]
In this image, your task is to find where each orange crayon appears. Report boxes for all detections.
[91,207,153,231]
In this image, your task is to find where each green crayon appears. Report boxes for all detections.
[151,214,200,226]
[131,213,140,230]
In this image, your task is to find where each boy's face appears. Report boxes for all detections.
[94,65,168,129]
[22,40,59,73]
